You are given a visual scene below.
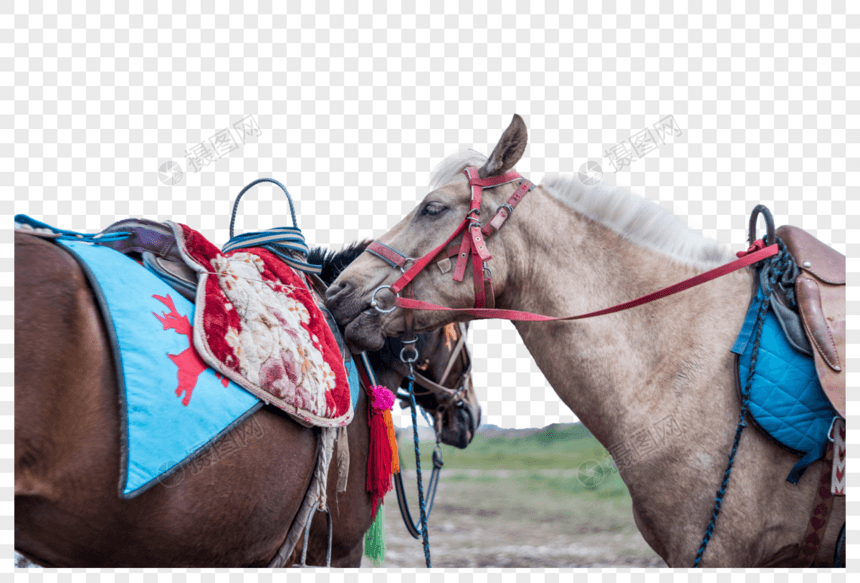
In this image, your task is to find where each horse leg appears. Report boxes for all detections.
[813,492,845,566]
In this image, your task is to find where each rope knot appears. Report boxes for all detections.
[736,239,766,258]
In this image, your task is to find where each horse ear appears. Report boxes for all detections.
[478,114,528,179]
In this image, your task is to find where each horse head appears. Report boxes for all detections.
[326,114,529,354]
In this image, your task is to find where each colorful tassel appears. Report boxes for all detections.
[363,502,386,565]
[384,409,400,474]
[367,385,396,518]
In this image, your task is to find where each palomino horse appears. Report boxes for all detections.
[14,232,480,567]
[326,115,844,567]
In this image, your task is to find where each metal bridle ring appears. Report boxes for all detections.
[482,261,493,278]
[449,383,467,407]
[400,345,420,364]
[370,285,399,314]
[399,258,415,274]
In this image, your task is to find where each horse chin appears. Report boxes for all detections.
[344,312,386,353]
[439,427,471,449]
[439,406,478,449]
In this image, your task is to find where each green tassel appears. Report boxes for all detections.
[363,504,385,566]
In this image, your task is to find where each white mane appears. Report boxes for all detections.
[430,150,731,267]
[541,174,731,266]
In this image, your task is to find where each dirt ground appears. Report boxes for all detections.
[15,469,665,568]
[361,469,666,568]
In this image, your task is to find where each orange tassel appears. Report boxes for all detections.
[383,409,399,474]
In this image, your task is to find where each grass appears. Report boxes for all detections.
[398,422,612,470]
[397,422,633,523]
[383,423,664,566]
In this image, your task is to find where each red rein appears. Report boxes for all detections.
[395,243,778,321]
[383,166,778,322]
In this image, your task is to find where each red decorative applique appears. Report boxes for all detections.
[153,293,228,406]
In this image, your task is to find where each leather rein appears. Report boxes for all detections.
[367,166,780,323]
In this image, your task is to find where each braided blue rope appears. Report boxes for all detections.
[15,214,131,243]
[407,375,432,568]
[223,178,322,274]
[694,255,782,567]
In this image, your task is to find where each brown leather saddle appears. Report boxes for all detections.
[776,225,845,418]
[17,216,201,302]
[98,218,200,302]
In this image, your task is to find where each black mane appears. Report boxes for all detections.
[308,240,372,285]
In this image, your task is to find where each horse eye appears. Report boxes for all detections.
[421,203,447,217]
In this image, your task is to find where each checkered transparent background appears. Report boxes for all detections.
[2,0,855,576]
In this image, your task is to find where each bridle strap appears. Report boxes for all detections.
[438,323,469,387]
[387,322,471,402]
[457,168,497,309]
[366,241,410,270]
[391,221,468,295]
[401,281,418,360]
[467,169,525,188]
[379,168,527,308]
[390,360,472,399]
[481,178,534,237]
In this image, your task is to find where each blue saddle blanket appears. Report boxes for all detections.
[54,238,361,498]
[731,280,838,483]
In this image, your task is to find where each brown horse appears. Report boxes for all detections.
[14,232,480,567]
[326,115,845,567]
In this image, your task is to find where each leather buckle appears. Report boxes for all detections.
[497,203,514,217]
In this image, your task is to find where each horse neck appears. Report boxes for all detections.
[497,190,753,463]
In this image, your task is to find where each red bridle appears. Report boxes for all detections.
[367,166,779,323]
[367,167,533,313]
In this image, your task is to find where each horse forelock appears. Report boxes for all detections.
[429,150,488,189]
[541,174,732,267]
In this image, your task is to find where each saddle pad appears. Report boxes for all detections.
[55,239,263,499]
[732,281,838,482]
[170,222,354,428]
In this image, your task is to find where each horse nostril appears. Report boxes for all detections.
[324,280,353,305]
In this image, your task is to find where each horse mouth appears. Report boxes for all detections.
[439,403,479,449]
[342,309,387,353]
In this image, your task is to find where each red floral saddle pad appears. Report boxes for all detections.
[169,221,353,428]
